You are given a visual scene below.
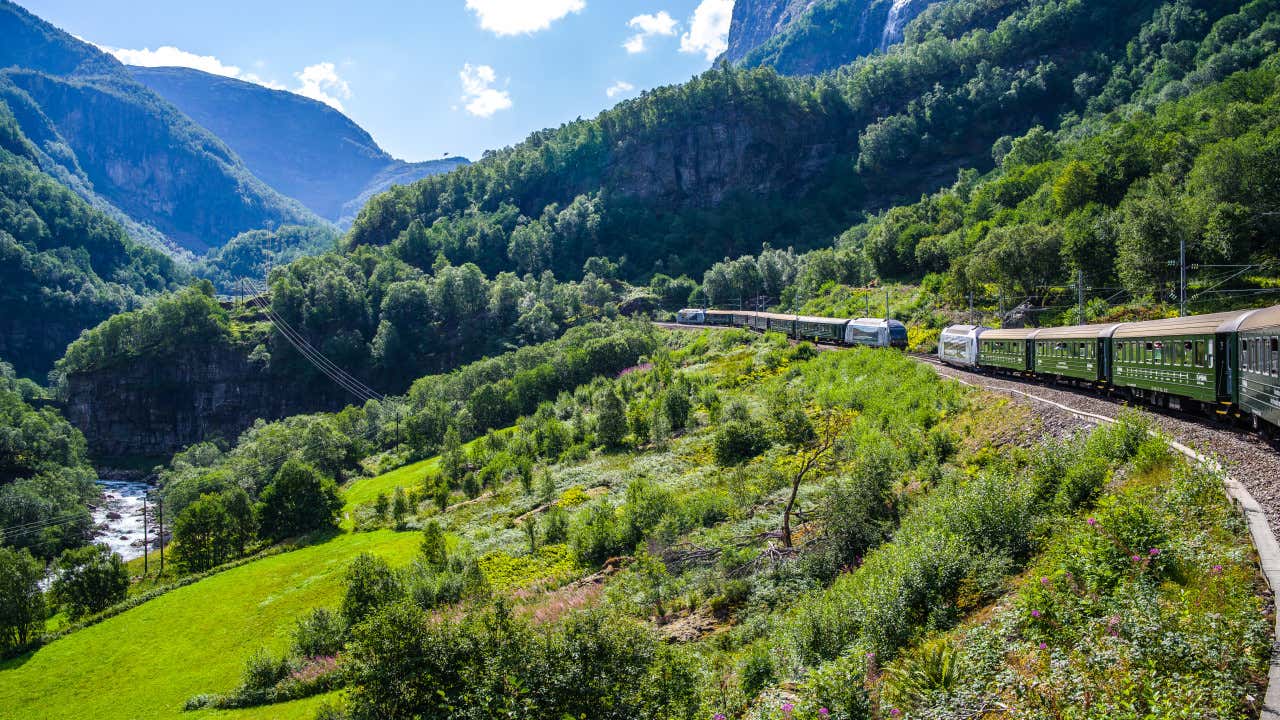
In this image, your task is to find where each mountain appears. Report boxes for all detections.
[0,96,185,380]
[348,0,1253,282]
[129,66,469,226]
[724,0,938,75]
[0,0,321,254]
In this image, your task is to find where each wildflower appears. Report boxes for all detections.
[714,715,725,720]
[1212,564,1224,574]
[1087,517,1097,527]
[781,704,794,717]
[819,710,830,718]
[866,651,875,660]
[890,710,901,717]
[1031,609,1041,618]
[1148,548,1161,557]
[1040,576,1050,585]
[1039,642,1048,650]
[1131,555,1142,563]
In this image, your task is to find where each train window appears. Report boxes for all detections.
[1272,337,1279,376]
[1195,341,1206,367]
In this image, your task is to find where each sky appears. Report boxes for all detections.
[22,0,736,162]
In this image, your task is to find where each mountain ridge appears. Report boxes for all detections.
[128,66,469,225]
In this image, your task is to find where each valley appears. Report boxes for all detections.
[3,0,1280,718]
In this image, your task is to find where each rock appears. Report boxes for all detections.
[105,511,122,520]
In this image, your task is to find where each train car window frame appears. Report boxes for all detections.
[1272,337,1279,377]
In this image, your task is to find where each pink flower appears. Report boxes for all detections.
[819,710,830,717]
[866,651,875,659]
[1040,576,1051,585]
[781,703,794,717]
[890,710,901,717]
[1038,642,1048,650]
[1131,555,1142,563]
[1148,548,1161,557]
[714,715,726,720]
[1031,609,1041,618]
[1212,564,1224,573]
[1087,517,1098,527]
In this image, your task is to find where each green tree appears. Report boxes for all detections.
[594,388,627,449]
[51,543,129,619]
[257,459,343,541]
[172,493,232,573]
[0,546,46,651]
[341,553,402,628]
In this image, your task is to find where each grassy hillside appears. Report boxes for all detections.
[0,529,421,720]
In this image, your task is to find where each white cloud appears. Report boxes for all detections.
[465,0,585,36]
[680,0,734,61]
[623,11,677,53]
[96,43,287,89]
[294,62,352,111]
[606,80,635,98]
[94,41,360,111]
[459,63,513,117]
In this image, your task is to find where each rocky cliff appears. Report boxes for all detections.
[64,345,344,462]
[730,0,937,75]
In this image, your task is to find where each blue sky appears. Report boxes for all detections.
[22,0,735,162]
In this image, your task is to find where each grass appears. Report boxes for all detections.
[342,456,438,514]
[0,530,421,720]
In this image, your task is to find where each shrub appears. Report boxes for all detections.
[241,647,292,691]
[341,553,403,627]
[1053,454,1110,511]
[713,417,772,465]
[798,649,872,720]
[739,643,776,699]
[291,607,346,659]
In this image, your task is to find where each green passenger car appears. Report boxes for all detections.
[1033,324,1121,383]
[1110,311,1255,405]
[706,310,736,327]
[1236,306,1280,427]
[977,328,1036,372]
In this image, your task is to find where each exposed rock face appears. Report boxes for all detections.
[721,0,818,65]
[604,106,846,207]
[64,345,344,462]
[727,0,938,76]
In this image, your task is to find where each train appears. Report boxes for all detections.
[939,306,1280,430]
[675,308,909,349]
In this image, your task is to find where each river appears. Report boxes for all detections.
[92,480,157,562]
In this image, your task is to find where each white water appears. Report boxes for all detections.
[92,480,154,562]
[880,0,914,50]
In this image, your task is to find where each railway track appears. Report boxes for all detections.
[658,320,1280,713]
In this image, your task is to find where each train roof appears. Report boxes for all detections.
[795,315,850,324]
[754,312,797,321]
[1237,305,1280,332]
[1112,309,1260,338]
[940,325,987,338]
[677,308,705,313]
[706,309,736,315]
[1033,323,1125,340]
[981,327,1039,340]
[849,317,905,328]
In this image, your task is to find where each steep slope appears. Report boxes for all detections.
[349,0,1251,283]
[0,0,321,253]
[129,66,468,225]
[728,0,938,75]
[0,97,185,380]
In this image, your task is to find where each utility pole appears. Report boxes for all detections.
[157,494,164,575]
[968,291,975,325]
[1077,269,1085,325]
[997,292,1004,324]
[142,492,149,576]
[865,289,871,318]
[1179,234,1187,317]
[884,288,890,321]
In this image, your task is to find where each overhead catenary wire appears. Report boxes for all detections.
[242,276,385,402]
[237,277,385,403]
[239,277,380,403]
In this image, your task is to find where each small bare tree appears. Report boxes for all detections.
[781,410,848,548]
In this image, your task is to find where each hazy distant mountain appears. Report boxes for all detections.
[0,0,321,253]
[130,66,470,225]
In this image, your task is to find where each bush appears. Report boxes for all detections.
[291,607,346,659]
[739,643,776,699]
[241,647,292,691]
[341,554,403,627]
[712,417,772,466]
